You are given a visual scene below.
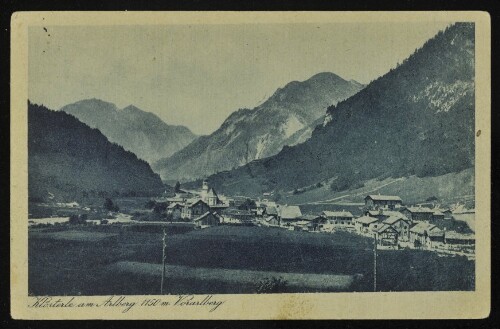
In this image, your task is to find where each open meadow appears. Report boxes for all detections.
[29,225,475,295]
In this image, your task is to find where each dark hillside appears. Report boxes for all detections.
[203,23,475,197]
[29,102,165,201]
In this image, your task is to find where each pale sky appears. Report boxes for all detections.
[29,22,451,135]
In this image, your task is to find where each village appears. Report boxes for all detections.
[27,179,477,294]
[144,180,475,259]
[28,178,476,261]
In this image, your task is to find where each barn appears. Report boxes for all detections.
[193,212,222,227]
[364,195,402,210]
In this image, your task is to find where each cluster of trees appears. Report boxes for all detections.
[238,198,256,211]
[293,182,325,195]
[104,198,119,212]
[69,214,88,225]
[140,199,171,221]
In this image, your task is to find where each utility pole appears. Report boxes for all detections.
[373,232,377,292]
[161,228,166,295]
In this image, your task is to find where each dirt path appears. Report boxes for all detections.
[110,261,359,291]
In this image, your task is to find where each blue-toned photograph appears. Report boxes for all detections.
[27,21,476,296]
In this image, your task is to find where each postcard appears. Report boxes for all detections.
[11,11,491,319]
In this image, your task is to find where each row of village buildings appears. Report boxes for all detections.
[159,182,475,253]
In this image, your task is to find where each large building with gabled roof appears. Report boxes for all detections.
[364,194,403,210]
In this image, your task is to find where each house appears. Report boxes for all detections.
[307,215,330,232]
[181,199,210,220]
[222,209,255,223]
[383,215,411,242]
[253,208,265,216]
[409,222,443,248]
[364,195,403,210]
[193,211,222,227]
[264,206,278,218]
[400,207,434,222]
[321,210,354,226]
[229,196,249,208]
[375,225,398,249]
[166,203,183,220]
[293,220,312,231]
[444,231,475,246]
[278,205,302,226]
[354,216,379,235]
[254,200,276,217]
[428,230,445,247]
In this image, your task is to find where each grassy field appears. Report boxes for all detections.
[282,168,474,206]
[29,225,475,295]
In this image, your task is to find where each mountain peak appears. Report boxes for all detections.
[122,104,143,112]
[308,72,345,83]
[153,71,364,182]
[59,99,197,163]
[277,72,347,94]
[73,98,118,109]
[348,79,365,88]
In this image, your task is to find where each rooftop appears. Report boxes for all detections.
[367,210,406,218]
[186,199,209,207]
[405,206,435,214]
[294,220,311,226]
[383,215,410,225]
[322,210,353,218]
[265,206,278,216]
[410,222,439,234]
[167,203,183,209]
[206,188,218,198]
[265,215,277,222]
[445,231,475,240]
[300,214,324,221]
[376,224,397,233]
[192,211,211,222]
[279,205,302,219]
[223,209,253,216]
[355,216,379,224]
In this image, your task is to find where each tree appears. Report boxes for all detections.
[238,198,256,210]
[145,199,156,209]
[69,214,86,225]
[153,202,167,214]
[174,181,181,193]
[104,198,119,212]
